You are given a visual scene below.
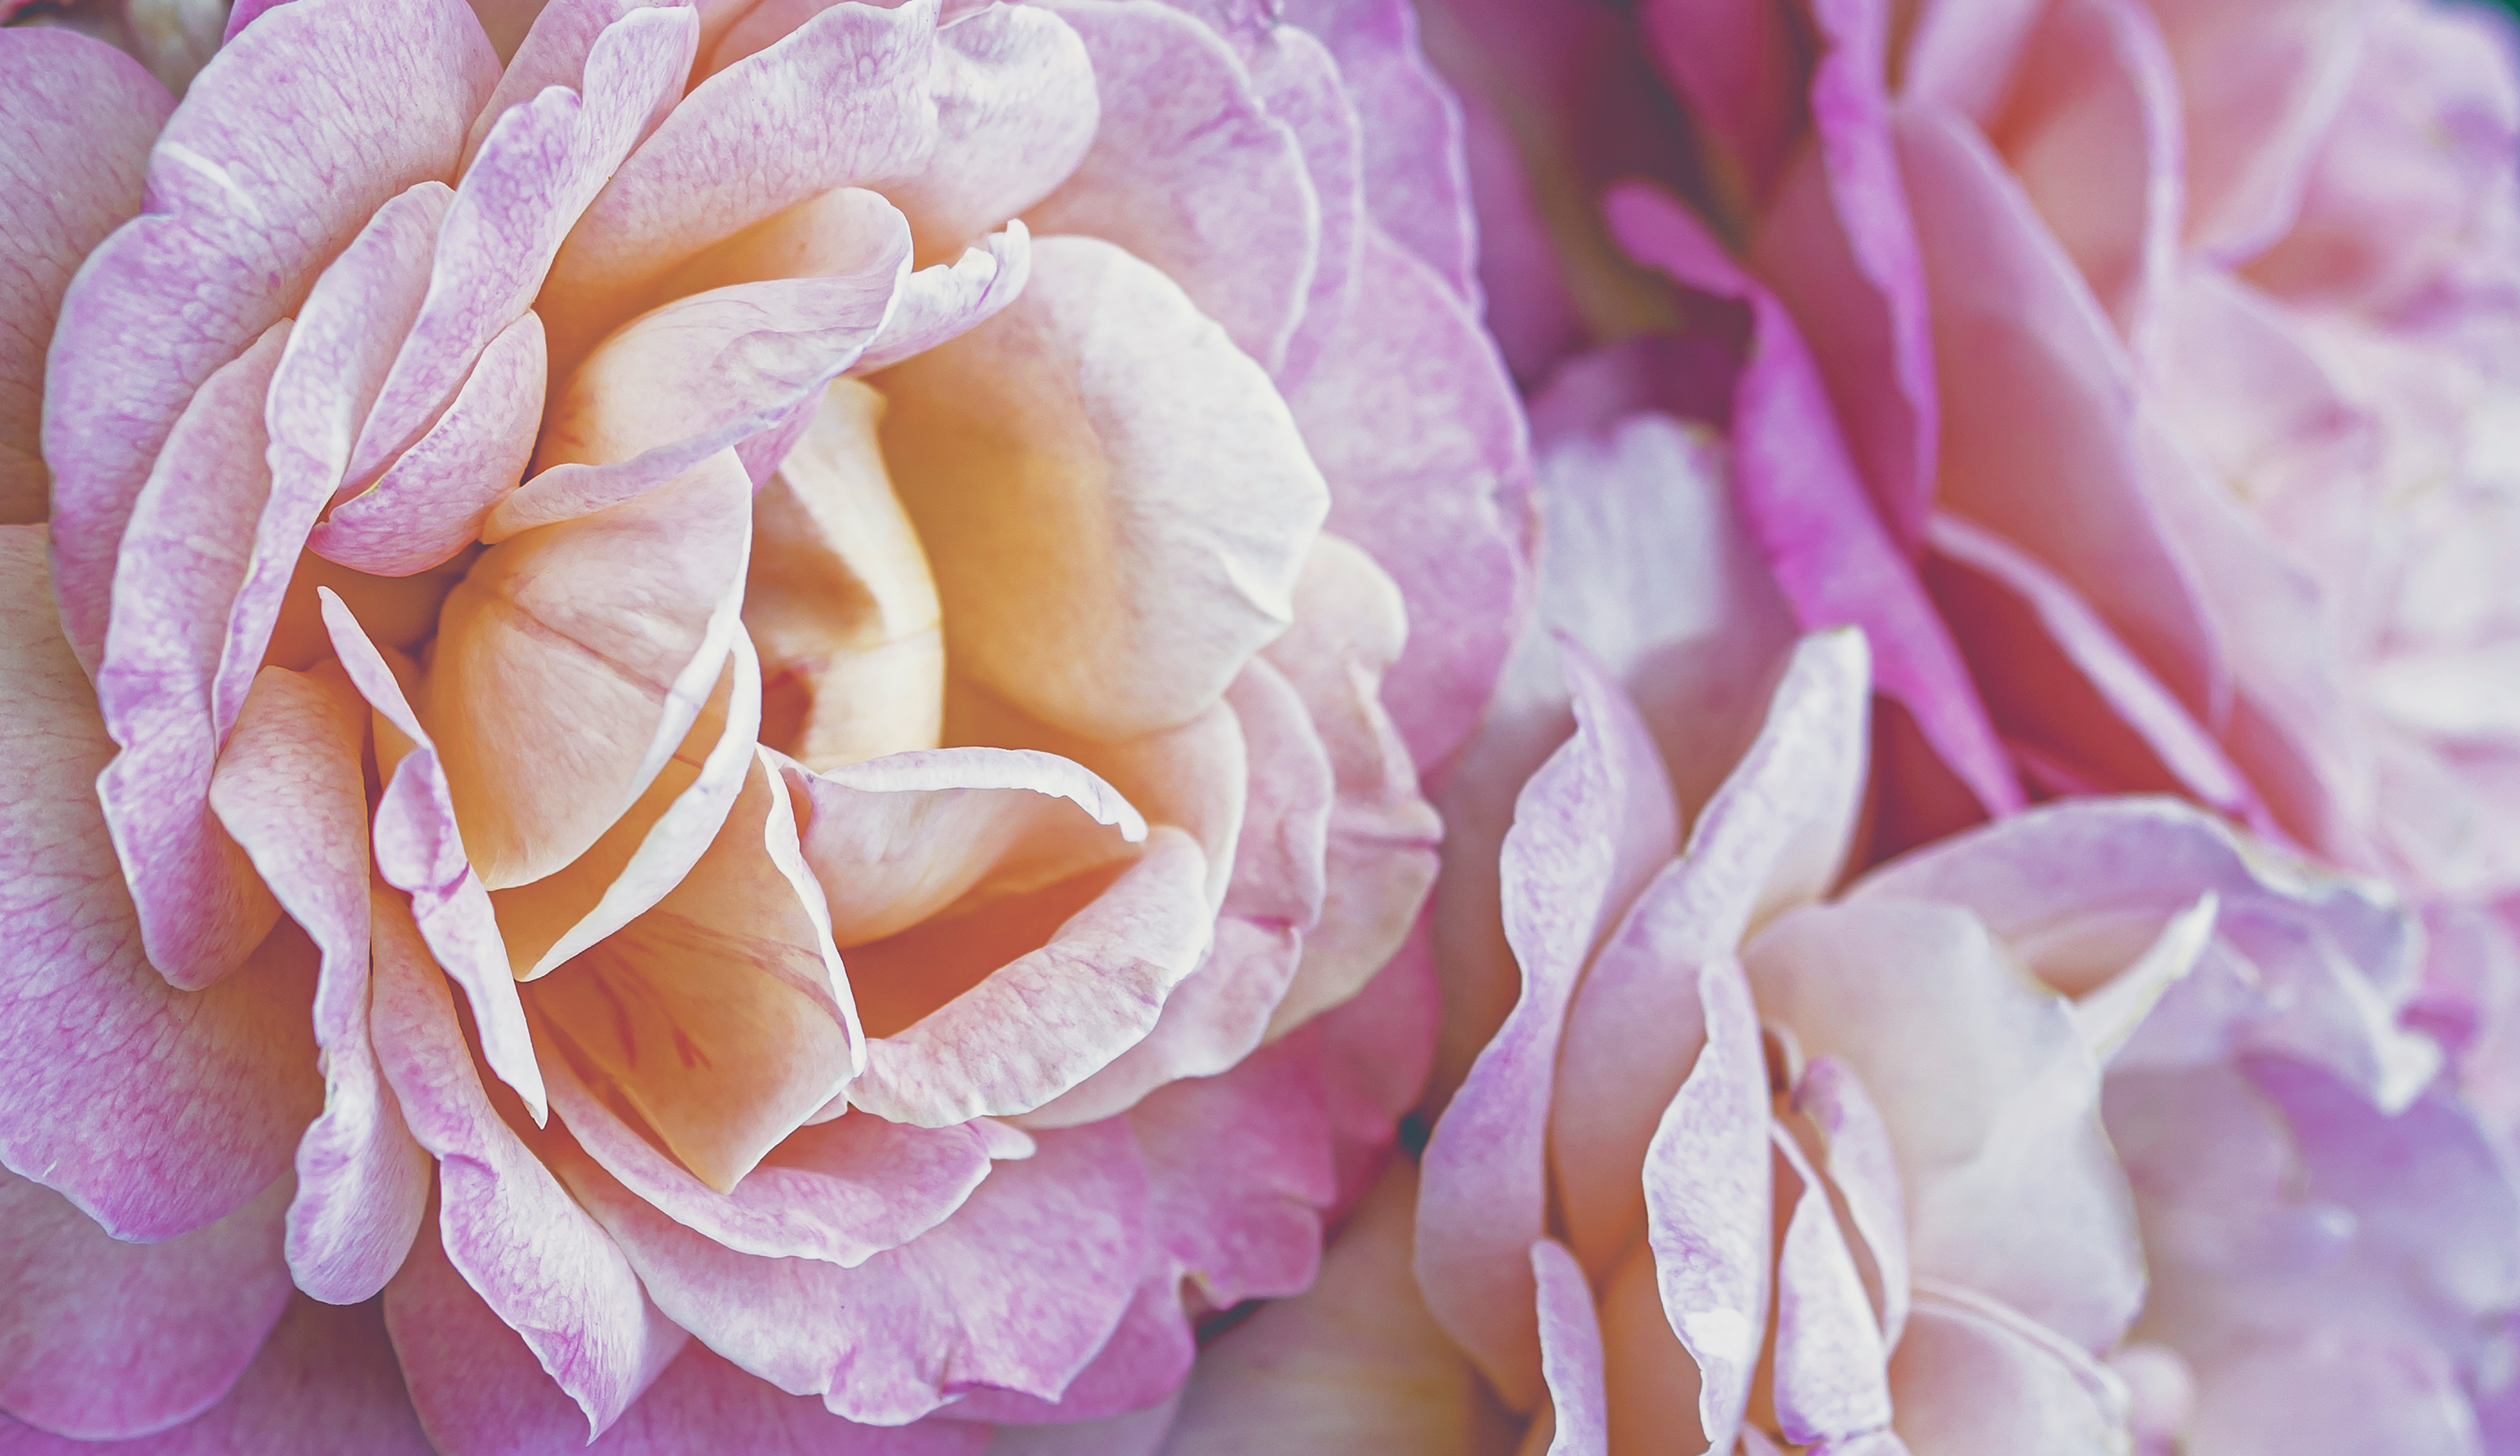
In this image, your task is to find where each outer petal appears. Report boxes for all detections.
[884,1,1099,256]
[1417,646,1677,1409]
[876,232,1327,744]
[1032,0,1318,373]
[210,665,428,1305]
[370,891,684,1439]
[0,1172,292,1440]
[42,0,497,669]
[1605,180,2022,822]
[0,1297,433,1456]
[0,524,319,1241]
[1283,223,1531,771]
[566,1120,1149,1426]
[1887,1284,2130,1455]
[1126,1033,1337,1308]
[1164,1166,1498,1454]
[590,1346,988,1456]
[0,31,168,523]
[1768,1129,1893,1447]
[1531,1238,1609,1456]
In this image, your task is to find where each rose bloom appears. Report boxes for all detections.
[0,0,1529,1445]
[1157,413,2520,1454]
[1421,0,2520,1051]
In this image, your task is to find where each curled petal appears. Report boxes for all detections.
[1531,1237,1610,1456]
[1888,1284,2131,1455]
[885,1,1100,256]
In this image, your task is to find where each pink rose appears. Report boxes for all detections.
[1161,433,2520,1452]
[0,0,1528,1444]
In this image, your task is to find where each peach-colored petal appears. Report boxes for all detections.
[319,590,547,1120]
[0,1172,293,1440]
[1032,0,1317,373]
[1164,1164,1498,1454]
[886,0,1099,257]
[545,1048,999,1266]
[43,0,497,670]
[1263,533,1439,1035]
[371,893,686,1441]
[528,750,858,1192]
[1598,1235,1706,1452]
[210,665,428,1306]
[747,379,945,770]
[93,324,290,990]
[541,0,942,356]
[1417,645,1677,1410]
[0,525,319,1240]
[879,232,1328,742]
[0,31,167,524]
[490,637,761,981]
[425,457,751,890]
[309,309,548,576]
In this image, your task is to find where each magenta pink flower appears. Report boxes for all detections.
[0,0,1528,1444]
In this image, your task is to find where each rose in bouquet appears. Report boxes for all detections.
[0,0,1528,1444]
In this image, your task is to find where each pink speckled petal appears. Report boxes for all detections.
[1606,180,2021,819]
[546,1050,995,1266]
[1279,0,1474,305]
[1551,630,1869,1277]
[846,223,1031,377]
[1768,1128,1892,1447]
[490,636,759,981]
[879,233,1328,743]
[939,1272,1193,1425]
[0,1171,292,1440]
[568,1120,1148,1426]
[1638,953,1772,1453]
[0,527,319,1243]
[42,0,496,670]
[526,751,860,1193]
[1750,0,1938,551]
[1923,512,2263,821]
[371,891,685,1441]
[1888,1284,2129,1454]
[590,1345,991,1455]
[1014,659,1329,1127]
[1418,645,1676,1410]
[1894,104,2223,720]
[0,1296,436,1456]
[464,0,688,169]
[1032,0,1317,373]
[1128,1033,1336,1307]
[427,459,752,890]
[541,0,941,356]
[1263,536,1441,1035]
[350,4,698,482]
[383,1203,685,1456]
[1166,1166,1490,1453]
[496,189,912,538]
[317,590,546,1120]
[1746,897,2143,1353]
[1531,1238,1609,1456]
[210,665,427,1305]
[1284,224,1530,772]
[310,309,547,576]
[0,31,167,522]
[886,2,1098,254]
[93,325,289,990]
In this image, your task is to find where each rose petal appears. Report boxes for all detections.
[1127,1033,1337,1307]
[1768,1127,1893,1446]
[590,1344,990,1455]
[878,232,1327,742]
[938,1271,1193,1425]
[318,590,546,1120]
[1417,644,1676,1409]
[1531,1237,1609,1456]
[0,31,167,523]
[93,324,291,990]
[2151,0,2362,262]
[567,1120,1149,1426]
[210,664,428,1305]
[0,524,319,1241]
[1790,1056,1910,1348]
[371,890,684,1439]
[0,1170,291,1440]
[886,0,1099,256]
[43,0,497,670]
[1634,0,1802,209]
[1032,0,1318,373]
[1887,1283,2130,1455]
